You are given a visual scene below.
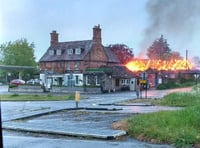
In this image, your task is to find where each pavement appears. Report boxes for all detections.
[1,86,192,148]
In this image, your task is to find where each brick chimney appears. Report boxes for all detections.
[50,30,59,45]
[92,24,102,45]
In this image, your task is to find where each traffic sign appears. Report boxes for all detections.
[139,79,147,84]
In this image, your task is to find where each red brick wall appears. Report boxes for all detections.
[40,61,86,73]
[84,44,108,68]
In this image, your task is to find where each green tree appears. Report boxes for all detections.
[108,44,134,64]
[147,35,182,60]
[1,39,36,66]
[0,39,37,80]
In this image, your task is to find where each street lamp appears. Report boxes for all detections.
[194,73,199,86]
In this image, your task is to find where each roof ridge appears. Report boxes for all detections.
[59,40,92,44]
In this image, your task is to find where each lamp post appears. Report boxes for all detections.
[0,98,3,148]
[194,73,199,86]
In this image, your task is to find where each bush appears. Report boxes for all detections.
[10,93,19,97]
[156,84,167,90]
[156,81,180,90]
[9,84,18,88]
[121,85,130,91]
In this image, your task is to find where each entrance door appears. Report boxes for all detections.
[129,78,135,91]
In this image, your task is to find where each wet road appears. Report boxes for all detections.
[1,85,191,148]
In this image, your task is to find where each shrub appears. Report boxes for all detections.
[9,84,18,88]
[157,81,180,90]
[156,84,167,90]
[10,93,19,97]
[121,85,130,91]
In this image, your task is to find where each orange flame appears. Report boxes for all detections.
[125,59,192,72]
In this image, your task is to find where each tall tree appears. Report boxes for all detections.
[147,35,171,60]
[1,39,36,66]
[0,39,37,79]
[147,35,182,60]
[108,44,134,64]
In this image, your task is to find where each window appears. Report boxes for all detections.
[75,48,81,55]
[43,62,47,68]
[116,79,120,86]
[74,61,79,70]
[86,75,90,85]
[75,75,79,85]
[56,49,62,55]
[49,50,54,55]
[51,62,55,70]
[121,79,129,85]
[126,79,130,84]
[95,75,100,86]
[58,62,63,68]
[66,61,71,70]
[67,73,74,86]
[68,74,73,80]
[67,49,73,55]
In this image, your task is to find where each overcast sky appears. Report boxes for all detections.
[1,0,199,61]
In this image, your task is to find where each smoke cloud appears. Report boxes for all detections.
[139,0,200,59]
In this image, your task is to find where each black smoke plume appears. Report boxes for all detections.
[139,0,200,58]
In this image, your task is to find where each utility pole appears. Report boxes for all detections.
[186,50,188,70]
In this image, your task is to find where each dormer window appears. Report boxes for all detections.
[49,50,54,55]
[67,49,73,55]
[75,48,81,55]
[56,49,62,55]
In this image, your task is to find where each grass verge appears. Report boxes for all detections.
[152,91,200,107]
[0,93,77,101]
[127,85,200,147]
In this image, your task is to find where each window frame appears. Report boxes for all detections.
[67,49,73,55]
[56,49,62,56]
[49,50,54,56]
[75,48,81,55]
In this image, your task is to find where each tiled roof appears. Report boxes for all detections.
[39,40,119,64]
[104,47,120,63]
[39,40,93,62]
[111,66,136,78]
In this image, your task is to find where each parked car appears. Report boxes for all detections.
[10,79,25,85]
[26,79,42,85]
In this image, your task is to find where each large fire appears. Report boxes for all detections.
[125,59,192,72]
